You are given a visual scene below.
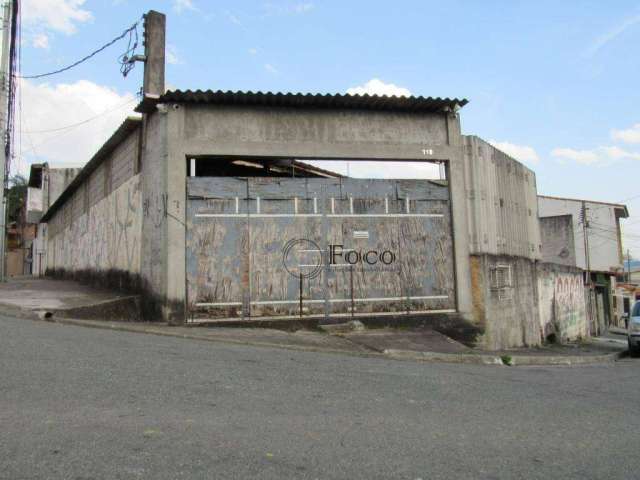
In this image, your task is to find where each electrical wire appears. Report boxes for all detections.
[18,17,142,80]
[20,97,137,134]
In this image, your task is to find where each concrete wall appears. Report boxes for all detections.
[471,254,587,349]
[160,103,472,323]
[538,196,625,272]
[470,254,540,350]
[540,215,576,266]
[47,174,142,275]
[462,136,541,260]
[46,129,142,284]
[536,262,587,342]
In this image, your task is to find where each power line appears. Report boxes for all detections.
[18,17,142,80]
[20,97,137,134]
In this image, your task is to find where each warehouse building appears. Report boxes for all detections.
[35,10,609,349]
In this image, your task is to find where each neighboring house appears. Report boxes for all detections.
[538,195,629,332]
[27,163,81,276]
[629,266,640,285]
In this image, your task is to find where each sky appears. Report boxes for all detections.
[16,0,640,256]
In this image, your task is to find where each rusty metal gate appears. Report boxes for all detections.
[186,177,456,320]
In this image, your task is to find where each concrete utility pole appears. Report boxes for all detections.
[142,10,165,99]
[0,1,13,282]
[580,202,591,277]
[580,201,595,333]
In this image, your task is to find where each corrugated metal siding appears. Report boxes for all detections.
[463,136,541,260]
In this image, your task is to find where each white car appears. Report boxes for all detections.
[628,302,640,355]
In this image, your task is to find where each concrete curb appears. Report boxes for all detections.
[384,349,504,365]
[0,307,626,366]
[47,317,385,360]
[384,348,624,366]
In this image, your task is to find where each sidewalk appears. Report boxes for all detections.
[0,277,629,366]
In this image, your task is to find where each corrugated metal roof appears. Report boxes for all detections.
[140,90,468,113]
[41,117,141,223]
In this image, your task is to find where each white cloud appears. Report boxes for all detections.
[585,13,640,57]
[225,11,243,27]
[264,2,315,15]
[612,123,640,144]
[551,146,640,166]
[173,0,196,13]
[551,148,601,165]
[292,2,314,13]
[346,78,411,97]
[264,63,278,74]
[22,0,92,35]
[599,146,640,160]
[17,79,137,175]
[166,44,183,65]
[32,33,50,49]
[488,140,540,166]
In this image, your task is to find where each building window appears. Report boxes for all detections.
[490,264,512,290]
[490,264,513,301]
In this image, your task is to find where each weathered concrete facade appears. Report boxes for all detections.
[27,164,81,276]
[540,215,576,267]
[147,95,473,325]
[538,195,629,331]
[41,118,143,295]
[537,262,587,342]
[538,196,627,273]
[40,92,473,326]
[36,91,602,349]
[462,136,550,348]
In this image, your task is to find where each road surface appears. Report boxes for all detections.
[1,314,638,479]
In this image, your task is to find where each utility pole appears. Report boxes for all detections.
[0,1,13,282]
[580,202,591,277]
[580,201,594,333]
[627,249,631,283]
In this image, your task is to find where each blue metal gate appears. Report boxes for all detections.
[186,177,455,320]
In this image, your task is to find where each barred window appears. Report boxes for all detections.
[490,264,512,290]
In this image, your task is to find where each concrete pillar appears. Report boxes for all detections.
[446,111,473,320]
[164,105,187,324]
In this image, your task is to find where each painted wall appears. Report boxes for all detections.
[537,263,587,342]
[187,177,455,319]
[47,174,142,275]
[471,254,588,349]
[538,196,625,272]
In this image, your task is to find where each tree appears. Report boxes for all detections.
[6,174,27,224]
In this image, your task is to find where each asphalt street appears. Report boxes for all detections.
[1,314,639,480]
